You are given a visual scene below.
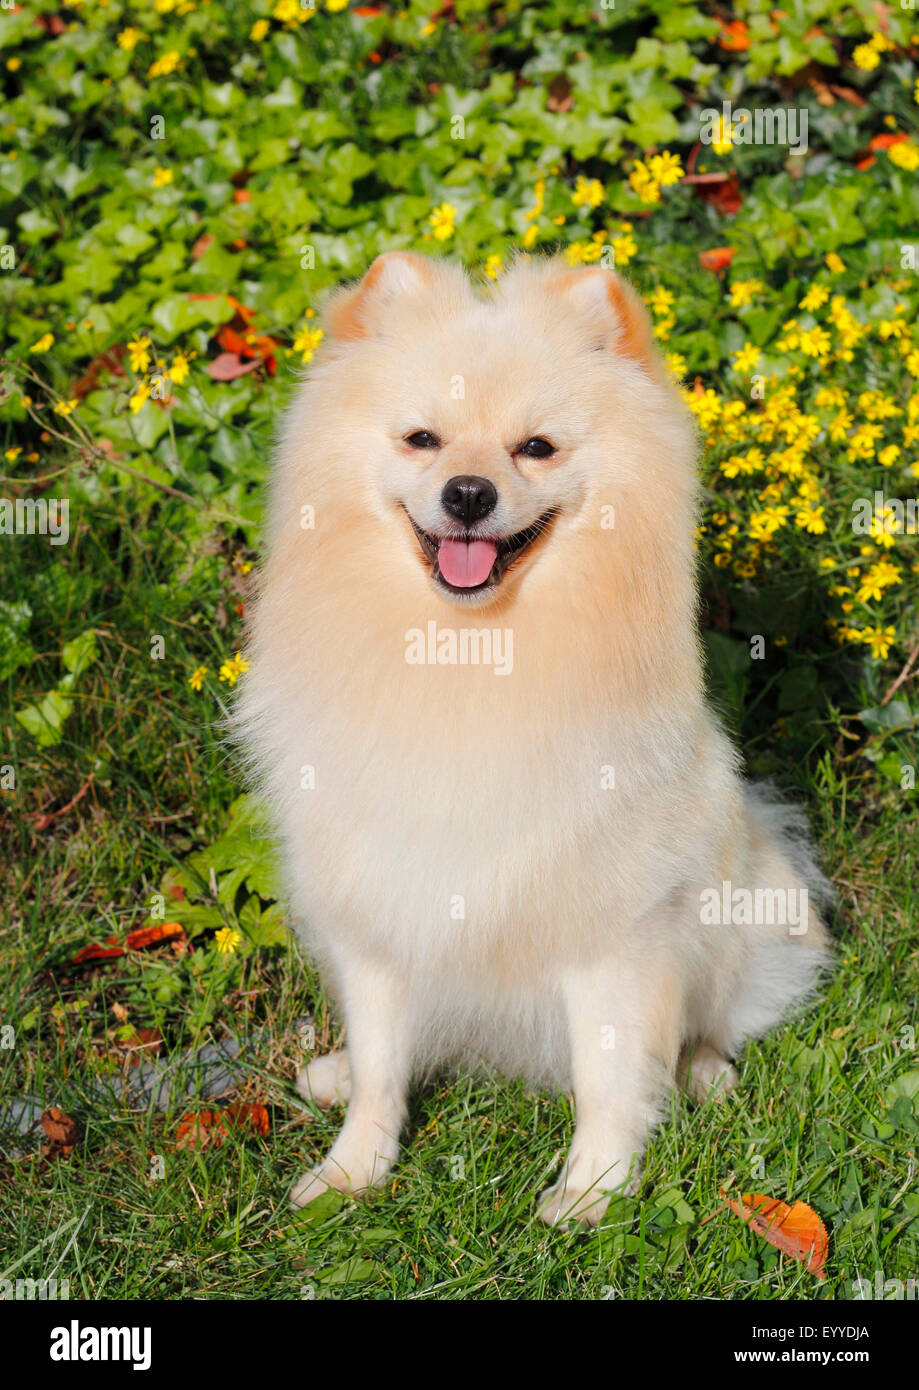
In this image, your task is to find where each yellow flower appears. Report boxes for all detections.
[795,505,826,535]
[665,352,686,378]
[53,398,78,417]
[857,561,901,604]
[799,285,829,313]
[188,665,207,691]
[7,56,22,72]
[428,202,456,241]
[5,446,22,461]
[749,505,790,541]
[127,336,153,372]
[571,176,605,209]
[251,18,270,40]
[169,352,190,384]
[327,0,350,9]
[824,253,845,274]
[148,50,182,79]
[710,116,733,155]
[214,927,242,955]
[609,232,637,266]
[888,141,919,172]
[798,326,831,359]
[732,342,761,373]
[292,323,324,363]
[861,626,896,660]
[29,333,55,354]
[524,178,545,222]
[117,27,143,51]
[647,151,683,187]
[684,387,722,430]
[878,445,900,467]
[647,286,675,317]
[483,254,502,281]
[129,382,150,413]
[218,651,250,686]
[852,43,880,72]
[729,280,765,309]
[152,166,173,188]
[628,161,661,204]
[720,452,759,479]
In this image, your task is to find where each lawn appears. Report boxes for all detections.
[1,0,918,1301]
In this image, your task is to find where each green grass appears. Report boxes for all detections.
[2,0,919,1302]
[2,501,918,1299]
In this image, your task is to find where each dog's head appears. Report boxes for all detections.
[292,251,696,613]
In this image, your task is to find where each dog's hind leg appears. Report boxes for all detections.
[677,1043,738,1103]
[296,1049,351,1107]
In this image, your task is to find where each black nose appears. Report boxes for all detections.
[441,475,498,527]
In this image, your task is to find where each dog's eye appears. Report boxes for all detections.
[405,430,440,449]
[518,437,556,460]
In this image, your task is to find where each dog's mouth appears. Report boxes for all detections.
[404,507,559,594]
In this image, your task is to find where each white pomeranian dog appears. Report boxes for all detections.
[237,251,831,1225]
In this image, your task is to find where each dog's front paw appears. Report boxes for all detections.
[289,1117,400,1208]
[296,1050,351,1108]
[537,1141,640,1228]
[537,1179,610,1228]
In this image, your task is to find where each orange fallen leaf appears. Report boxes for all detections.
[829,84,866,108]
[74,921,185,966]
[116,1027,164,1060]
[191,232,215,260]
[74,937,123,964]
[718,19,751,51]
[698,173,743,215]
[546,74,574,113]
[207,352,264,381]
[175,1103,269,1150]
[721,1189,828,1278]
[126,921,186,951]
[216,324,251,357]
[869,131,909,150]
[699,246,736,272]
[72,345,126,400]
[225,1102,270,1136]
[41,1107,79,1160]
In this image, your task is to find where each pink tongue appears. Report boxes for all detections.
[437,538,498,588]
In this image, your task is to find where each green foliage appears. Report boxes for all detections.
[1,0,918,1300]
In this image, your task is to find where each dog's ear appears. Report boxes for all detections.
[324,251,437,342]
[547,265,661,375]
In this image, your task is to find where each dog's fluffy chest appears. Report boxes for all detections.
[271,674,693,968]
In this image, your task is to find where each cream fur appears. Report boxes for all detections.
[236,252,832,1226]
